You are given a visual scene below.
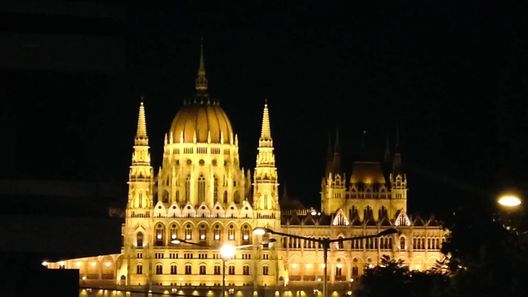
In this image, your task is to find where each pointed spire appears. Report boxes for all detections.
[393,127,402,174]
[359,129,367,160]
[195,37,208,93]
[384,134,391,163]
[135,99,148,146]
[325,135,333,176]
[259,101,273,145]
[331,127,342,174]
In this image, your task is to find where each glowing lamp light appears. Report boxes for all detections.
[91,262,97,267]
[200,234,206,240]
[252,227,267,236]
[291,263,298,268]
[157,233,162,240]
[498,195,522,208]
[214,234,220,240]
[105,262,112,267]
[185,234,192,240]
[336,263,343,268]
[220,244,236,259]
[41,261,49,267]
[305,263,312,269]
[243,234,249,240]
[82,276,87,280]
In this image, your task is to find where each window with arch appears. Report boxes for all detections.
[136,232,144,248]
[337,236,344,249]
[335,259,343,277]
[378,206,388,219]
[198,175,206,203]
[243,265,250,275]
[137,192,143,208]
[349,206,358,219]
[400,237,406,250]
[229,265,235,275]
[170,224,178,242]
[155,224,165,246]
[234,191,240,204]
[228,225,235,241]
[213,176,218,203]
[162,190,169,203]
[175,191,180,203]
[352,266,359,277]
[363,206,373,221]
[185,265,192,275]
[199,224,206,241]
[185,175,191,202]
[223,191,228,204]
[200,265,206,275]
[263,194,268,209]
[185,224,193,240]
[170,265,177,274]
[136,264,143,274]
[241,225,250,243]
[156,264,163,275]
[213,224,221,241]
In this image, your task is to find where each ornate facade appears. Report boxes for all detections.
[47,48,447,297]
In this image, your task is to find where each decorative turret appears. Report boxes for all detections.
[253,102,280,228]
[127,100,154,211]
[389,127,407,214]
[321,129,346,214]
[195,39,208,95]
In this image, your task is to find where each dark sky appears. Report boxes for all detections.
[2,0,528,220]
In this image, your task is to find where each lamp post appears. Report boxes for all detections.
[253,227,398,297]
[220,244,236,297]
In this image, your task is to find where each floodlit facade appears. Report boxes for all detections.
[47,48,448,297]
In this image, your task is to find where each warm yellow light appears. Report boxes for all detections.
[305,263,312,269]
[291,263,298,268]
[498,194,522,208]
[336,263,343,268]
[200,234,206,240]
[252,227,267,236]
[91,262,97,267]
[105,262,112,267]
[41,261,48,267]
[156,234,162,240]
[58,261,65,267]
[82,276,87,280]
[220,244,236,259]
[75,262,81,267]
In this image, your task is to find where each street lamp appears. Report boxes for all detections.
[253,227,398,297]
[220,244,236,297]
[497,193,522,209]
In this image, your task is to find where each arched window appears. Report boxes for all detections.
[170,224,178,243]
[337,236,344,249]
[198,175,206,203]
[136,232,144,248]
[352,266,359,276]
[155,224,165,246]
[228,224,235,241]
[185,175,191,202]
[234,191,240,204]
[400,237,406,250]
[213,176,218,203]
[349,206,358,219]
[363,206,373,221]
[241,225,250,243]
[185,224,193,240]
[223,191,228,204]
[263,194,268,209]
[137,192,143,208]
[175,191,180,203]
[162,190,169,203]
[378,206,388,219]
[213,224,221,241]
[199,224,207,241]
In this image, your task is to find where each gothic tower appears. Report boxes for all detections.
[121,100,154,286]
[253,102,281,229]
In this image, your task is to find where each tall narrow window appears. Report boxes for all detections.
[155,224,165,246]
[138,192,143,208]
[214,224,221,241]
[228,225,235,241]
[198,175,206,203]
[241,225,250,243]
[175,191,180,203]
[228,265,235,275]
[200,265,206,275]
[185,224,193,240]
[223,191,228,204]
[185,265,192,275]
[243,265,249,275]
[213,176,218,203]
[400,237,406,250]
[171,265,177,274]
[263,266,269,275]
[263,194,268,209]
[214,265,221,275]
[170,224,178,243]
[136,232,144,248]
[185,175,191,202]
[156,264,163,275]
[136,264,143,274]
[199,224,207,241]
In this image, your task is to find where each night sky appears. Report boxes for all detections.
[2,0,528,221]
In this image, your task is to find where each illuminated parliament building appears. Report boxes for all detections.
[47,49,447,296]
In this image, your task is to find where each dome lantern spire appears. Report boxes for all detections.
[195,38,208,94]
[135,99,148,146]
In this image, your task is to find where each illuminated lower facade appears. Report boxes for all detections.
[47,49,447,297]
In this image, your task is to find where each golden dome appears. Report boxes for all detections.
[349,161,386,184]
[169,100,233,144]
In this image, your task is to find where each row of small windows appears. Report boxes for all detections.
[144,224,252,247]
[159,177,242,205]
[136,264,267,276]
[142,252,252,260]
[346,207,389,222]
[282,236,441,251]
